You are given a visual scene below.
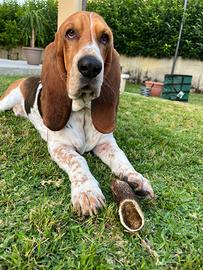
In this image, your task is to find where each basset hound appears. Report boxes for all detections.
[0,11,154,216]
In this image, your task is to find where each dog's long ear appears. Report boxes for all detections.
[40,40,72,131]
[91,49,121,133]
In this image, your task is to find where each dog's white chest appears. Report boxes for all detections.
[62,108,102,154]
[27,89,103,154]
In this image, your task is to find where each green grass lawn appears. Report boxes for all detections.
[0,76,203,269]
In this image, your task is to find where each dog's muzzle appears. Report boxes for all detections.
[69,54,103,101]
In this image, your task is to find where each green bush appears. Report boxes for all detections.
[0,20,21,52]
[0,0,21,50]
[42,0,57,47]
[87,0,203,60]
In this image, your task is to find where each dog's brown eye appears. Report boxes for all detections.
[66,29,76,39]
[100,33,109,45]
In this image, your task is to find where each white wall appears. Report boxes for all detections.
[120,55,203,89]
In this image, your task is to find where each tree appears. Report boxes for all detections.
[20,0,47,48]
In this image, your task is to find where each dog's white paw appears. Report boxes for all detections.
[123,173,155,199]
[71,180,105,216]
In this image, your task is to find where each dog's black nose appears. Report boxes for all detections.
[78,55,102,78]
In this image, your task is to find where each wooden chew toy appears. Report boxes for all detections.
[111,179,144,232]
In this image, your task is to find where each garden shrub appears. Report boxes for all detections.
[87,0,203,60]
[0,0,22,51]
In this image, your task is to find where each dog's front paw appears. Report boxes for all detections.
[71,180,105,216]
[123,173,155,199]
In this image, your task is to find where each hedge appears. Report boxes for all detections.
[87,0,203,60]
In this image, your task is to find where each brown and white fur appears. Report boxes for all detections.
[0,12,154,216]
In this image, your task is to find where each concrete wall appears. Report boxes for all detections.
[0,47,45,62]
[0,47,25,60]
[120,55,203,89]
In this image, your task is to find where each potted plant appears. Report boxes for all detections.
[21,0,46,65]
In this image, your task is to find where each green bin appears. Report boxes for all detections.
[161,74,192,102]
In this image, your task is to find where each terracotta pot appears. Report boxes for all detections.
[145,81,164,97]
[22,47,43,65]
